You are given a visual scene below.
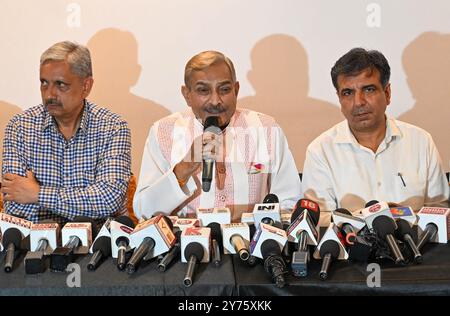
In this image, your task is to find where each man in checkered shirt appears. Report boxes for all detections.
[1,41,131,225]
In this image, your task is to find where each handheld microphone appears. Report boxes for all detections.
[319,240,341,280]
[221,223,250,261]
[252,193,282,228]
[158,230,182,272]
[110,216,135,270]
[417,207,450,249]
[126,215,176,274]
[181,227,211,287]
[207,222,223,267]
[25,222,60,274]
[196,207,231,227]
[50,216,96,272]
[87,236,111,271]
[395,219,422,264]
[3,228,23,273]
[287,199,320,277]
[183,242,204,287]
[261,239,287,288]
[361,201,394,229]
[372,215,405,265]
[202,116,221,192]
[313,222,349,280]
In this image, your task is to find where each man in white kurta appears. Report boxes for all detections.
[133,51,301,221]
[302,48,449,225]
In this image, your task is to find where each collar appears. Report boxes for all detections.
[42,100,90,135]
[334,116,402,146]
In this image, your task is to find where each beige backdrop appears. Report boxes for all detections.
[1,0,449,175]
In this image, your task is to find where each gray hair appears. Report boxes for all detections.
[40,41,92,78]
[184,51,236,88]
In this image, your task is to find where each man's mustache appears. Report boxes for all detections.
[205,104,226,114]
[45,99,63,107]
[352,107,371,116]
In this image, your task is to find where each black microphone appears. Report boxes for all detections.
[263,194,279,204]
[207,222,223,267]
[87,236,111,271]
[112,216,136,271]
[126,237,155,274]
[395,219,422,264]
[202,116,221,192]
[158,230,182,272]
[3,228,23,273]
[372,215,406,265]
[319,240,340,280]
[246,224,259,267]
[183,242,204,287]
[417,223,439,251]
[261,239,286,288]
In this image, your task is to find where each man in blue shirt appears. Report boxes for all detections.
[1,41,131,224]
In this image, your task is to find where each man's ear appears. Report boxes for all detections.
[234,81,240,97]
[82,77,94,98]
[384,83,391,106]
[181,85,191,107]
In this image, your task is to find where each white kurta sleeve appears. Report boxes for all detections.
[270,127,302,211]
[302,143,338,223]
[424,134,450,207]
[133,125,197,219]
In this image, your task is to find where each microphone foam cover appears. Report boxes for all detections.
[184,242,204,261]
[92,236,112,256]
[263,193,279,204]
[372,215,396,238]
[319,240,340,259]
[395,219,414,239]
[207,222,222,245]
[3,228,23,248]
[291,199,321,226]
[261,239,281,259]
[204,116,220,130]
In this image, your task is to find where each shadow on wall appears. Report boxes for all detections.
[87,28,171,176]
[399,32,450,171]
[239,34,343,171]
[0,101,22,167]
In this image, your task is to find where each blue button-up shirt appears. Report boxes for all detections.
[1,101,131,224]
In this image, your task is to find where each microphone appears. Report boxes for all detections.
[158,229,182,272]
[87,236,111,271]
[25,222,60,274]
[417,207,450,250]
[287,199,320,277]
[372,215,405,265]
[250,223,287,262]
[365,200,379,207]
[361,201,394,230]
[181,227,211,287]
[318,240,341,280]
[183,242,204,287]
[261,239,287,288]
[110,216,136,271]
[313,222,348,280]
[126,215,176,274]
[207,222,223,267]
[202,116,221,192]
[3,228,23,273]
[252,193,282,228]
[50,216,97,272]
[395,219,422,264]
[331,208,372,262]
[221,223,250,261]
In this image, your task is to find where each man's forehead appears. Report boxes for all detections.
[338,68,380,88]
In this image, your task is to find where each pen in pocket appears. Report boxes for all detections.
[397,172,406,187]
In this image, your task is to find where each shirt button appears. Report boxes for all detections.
[218,166,226,174]
[378,182,381,187]
[219,195,226,202]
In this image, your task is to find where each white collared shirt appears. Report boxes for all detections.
[133,108,301,221]
[302,117,449,226]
